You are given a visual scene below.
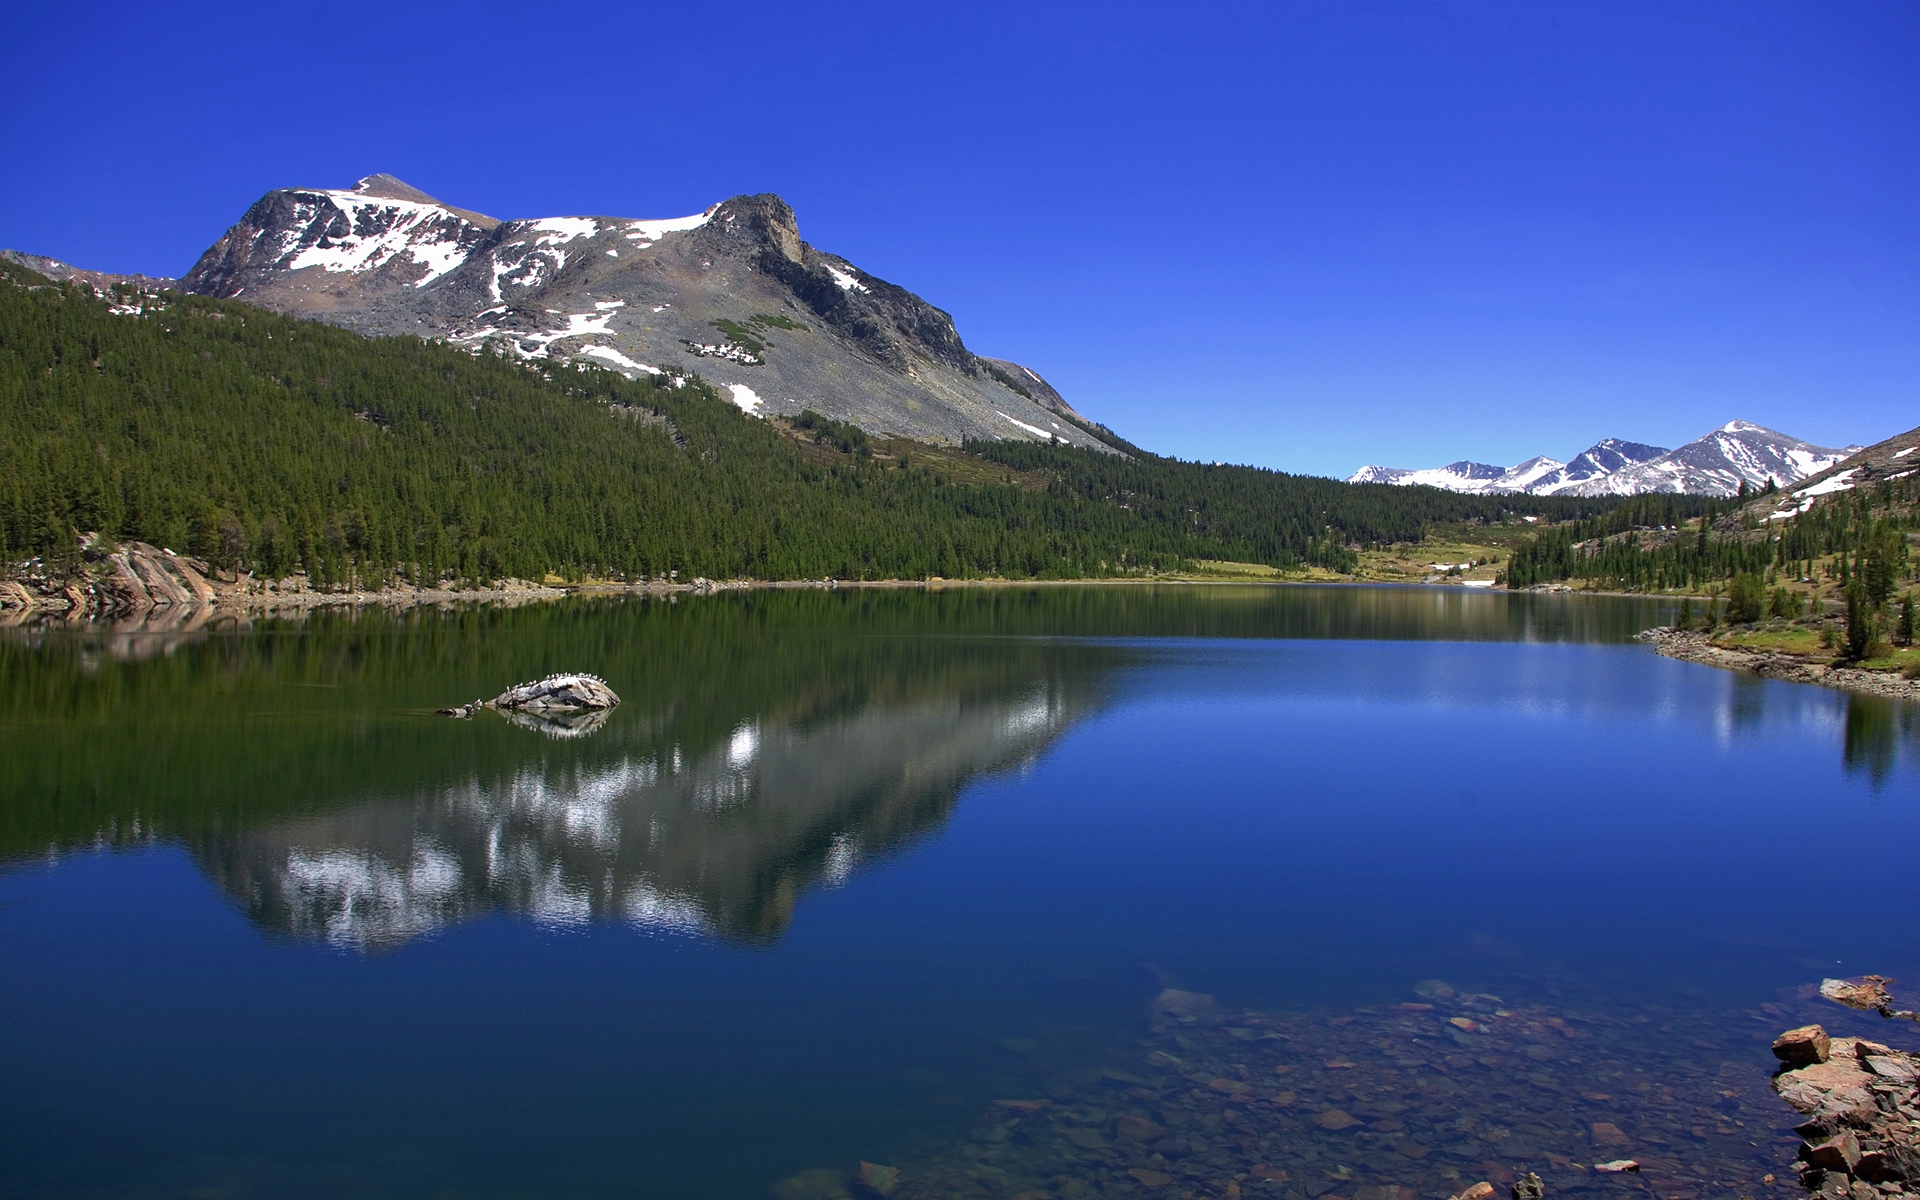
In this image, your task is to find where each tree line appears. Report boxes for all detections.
[1,262,1652,588]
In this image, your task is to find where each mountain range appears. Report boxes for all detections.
[3,174,1104,449]
[1349,421,1860,498]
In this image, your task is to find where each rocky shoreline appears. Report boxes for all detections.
[1770,1010,1919,1199]
[1636,628,1920,703]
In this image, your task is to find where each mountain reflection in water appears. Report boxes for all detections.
[5,584,1914,956]
[200,677,1090,948]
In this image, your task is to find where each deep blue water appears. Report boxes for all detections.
[1,588,1916,1199]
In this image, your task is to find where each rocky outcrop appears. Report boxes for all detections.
[1773,981,1920,1200]
[97,543,217,615]
[440,673,620,719]
[1637,627,1920,702]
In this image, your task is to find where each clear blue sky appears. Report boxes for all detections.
[2,1,1913,478]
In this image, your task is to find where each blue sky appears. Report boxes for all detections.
[2,1,1913,478]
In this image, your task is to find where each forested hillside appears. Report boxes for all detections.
[1505,482,1918,594]
[0,263,1636,587]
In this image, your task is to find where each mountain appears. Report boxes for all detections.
[1349,423,1858,498]
[1740,422,1920,522]
[0,249,174,293]
[1349,454,1574,494]
[146,174,1101,448]
[1567,421,1859,497]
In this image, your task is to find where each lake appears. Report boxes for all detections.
[2,585,1916,1200]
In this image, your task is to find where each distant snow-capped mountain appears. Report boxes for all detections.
[1348,422,1858,498]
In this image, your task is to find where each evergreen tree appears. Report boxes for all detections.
[1844,581,1874,662]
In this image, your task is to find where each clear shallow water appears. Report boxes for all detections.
[1,586,1917,1200]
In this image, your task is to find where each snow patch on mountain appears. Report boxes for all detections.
[278,191,479,288]
[724,383,765,416]
[824,263,870,294]
[578,345,658,375]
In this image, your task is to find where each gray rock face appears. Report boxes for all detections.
[166,175,1107,448]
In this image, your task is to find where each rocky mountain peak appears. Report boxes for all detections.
[350,173,447,206]
[155,176,1103,448]
[709,193,803,265]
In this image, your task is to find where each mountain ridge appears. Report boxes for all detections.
[1351,421,1859,498]
[9,175,1104,450]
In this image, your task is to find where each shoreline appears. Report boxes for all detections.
[0,571,1699,631]
[1637,626,1920,702]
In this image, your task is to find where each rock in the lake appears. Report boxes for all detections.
[1594,1160,1640,1173]
[1774,1025,1833,1066]
[489,673,620,712]
[1151,988,1217,1024]
[853,1161,900,1196]
[1450,1183,1495,1200]
[771,1168,853,1200]
[1589,1122,1629,1147]
[1313,1108,1360,1131]
[1510,1171,1544,1200]
[443,673,621,718]
[1115,1114,1164,1141]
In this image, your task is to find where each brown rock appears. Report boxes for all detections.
[1209,1078,1242,1093]
[1270,1090,1297,1107]
[1451,1184,1495,1200]
[1314,1108,1360,1131]
[1863,1054,1917,1083]
[1397,1141,1431,1159]
[1803,1132,1862,1173]
[1116,1114,1165,1141]
[1511,1172,1543,1200]
[1128,1167,1174,1187]
[1594,1160,1640,1174]
[1353,1187,1416,1200]
[854,1161,900,1197]
[1450,1017,1480,1033]
[1591,1122,1630,1147]
[1773,1025,1833,1067]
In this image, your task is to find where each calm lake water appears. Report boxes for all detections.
[2,586,1917,1200]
